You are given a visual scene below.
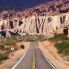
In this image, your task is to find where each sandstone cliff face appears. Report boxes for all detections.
[16,13,69,38]
[0,13,69,38]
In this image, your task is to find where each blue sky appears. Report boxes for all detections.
[0,0,52,9]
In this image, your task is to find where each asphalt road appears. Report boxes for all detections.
[14,42,33,69]
[13,41,55,69]
[35,42,54,69]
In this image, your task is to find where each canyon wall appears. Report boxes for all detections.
[18,13,69,37]
[0,13,69,38]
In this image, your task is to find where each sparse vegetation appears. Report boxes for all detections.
[0,37,19,62]
[48,34,69,55]
[0,54,9,61]
[4,37,16,46]
[19,34,46,42]
[0,45,4,50]
[55,42,69,55]
[48,34,69,42]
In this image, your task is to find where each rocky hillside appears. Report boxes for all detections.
[21,0,69,16]
[0,0,69,18]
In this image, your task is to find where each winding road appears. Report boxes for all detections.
[12,41,55,69]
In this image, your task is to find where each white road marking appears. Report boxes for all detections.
[40,49,57,69]
[11,45,30,69]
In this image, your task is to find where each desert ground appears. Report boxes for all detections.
[0,41,29,69]
[39,41,69,69]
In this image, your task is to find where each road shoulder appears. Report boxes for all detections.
[39,41,69,69]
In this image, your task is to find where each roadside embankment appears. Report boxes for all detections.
[39,41,69,69]
[0,42,29,69]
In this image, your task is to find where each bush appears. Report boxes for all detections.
[48,34,69,42]
[0,45,4,50]
[63,48,69,55]
[20,44,25,49]
[55,42,69,55]
[0,54,9,61]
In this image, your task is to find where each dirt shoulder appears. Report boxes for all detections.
[39,41,69,69]
[0,42,29,69]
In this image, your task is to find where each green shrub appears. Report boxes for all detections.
[0,54,9,61]
[48,34,69,42]
[20,44,25,49]
[63,48,69,55]
[55,42,69,55]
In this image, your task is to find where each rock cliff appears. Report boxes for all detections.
[0,13,69,38]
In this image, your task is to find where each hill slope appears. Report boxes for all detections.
[21,0,69,16]
[0,0,69,17]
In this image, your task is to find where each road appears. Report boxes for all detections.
[34,42,54,69]
[13,42,34,69]
[12,41,55,69]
